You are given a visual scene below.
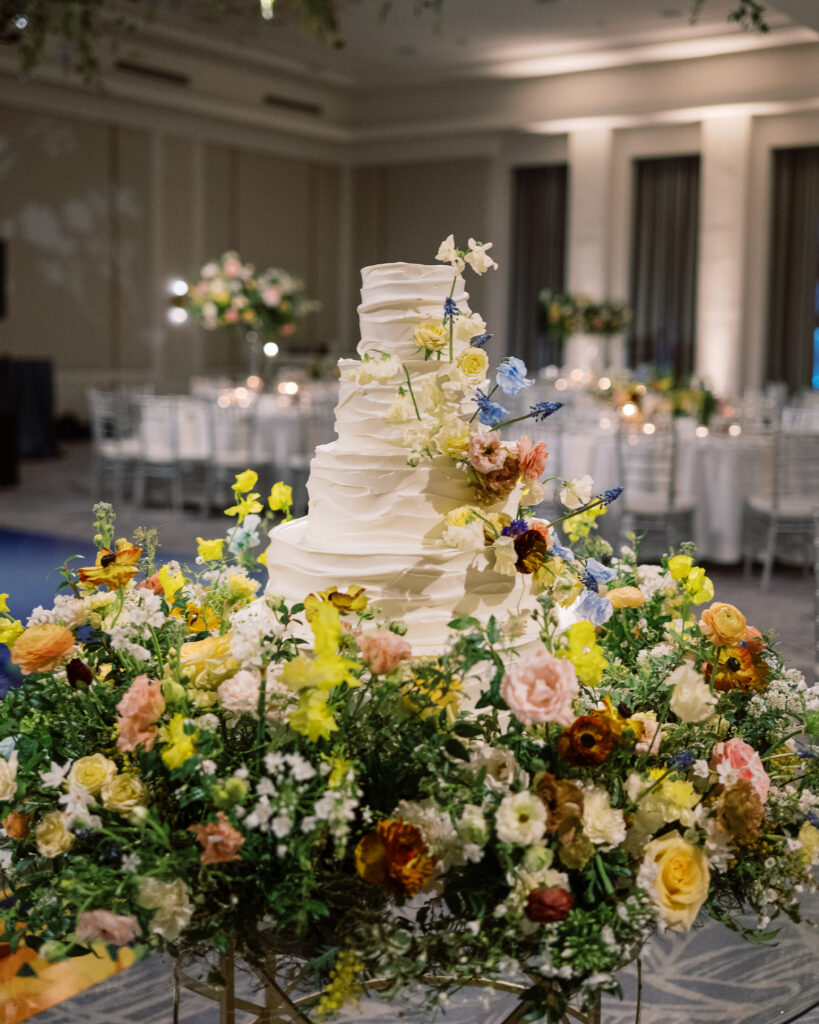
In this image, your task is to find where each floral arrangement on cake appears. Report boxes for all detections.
[0,463,817,1021]
[539,290,631,340]
[185,250,319,337]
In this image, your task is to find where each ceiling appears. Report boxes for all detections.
[147,0,819,88]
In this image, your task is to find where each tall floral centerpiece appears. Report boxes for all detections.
[539,290,631,375]
[186,251,319,376]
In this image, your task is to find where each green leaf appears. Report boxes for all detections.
[444,738,470,761]
[453,721,483,738]
[447,615,480,631]
[291,603,305,614]
[16,963,37,978]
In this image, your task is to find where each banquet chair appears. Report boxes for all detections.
[87,388,141,505]
[204,403,268,511]
[742,429,819,590]
[615,422,695,560]
[132,394,212,511]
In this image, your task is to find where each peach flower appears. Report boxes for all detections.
[711,737,770,804]
[742,626,765,655]
[360,632,412,675]
[699,602,747,647]
[606,586,645,609]
[116,674,166,752]
[500,645,579,727]
[189,812,245,865]
[76,910,140,946]
[11,624,77,675]
[467,433,507,474]
[517,434,549,481]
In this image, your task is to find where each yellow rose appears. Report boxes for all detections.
[100,773,149,815]
[699,602,747,647]
[456,346,489,384]
[640,832,710,931]
[798,821,819,866]
[196,537,224,562]
[35,811,75,858]
[180,634,237,690]
[68,754,117,796]
[606,586,644,609]
[414,320,448,353]
[445,505,476,529]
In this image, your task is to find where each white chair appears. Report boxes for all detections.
[87,388,141,505]
[615,422,695,559]
[742,429,819,590]
[203,403,269,512]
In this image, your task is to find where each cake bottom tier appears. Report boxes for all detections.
[265,516,539,654]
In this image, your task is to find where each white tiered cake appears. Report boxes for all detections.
[265,262,538,652]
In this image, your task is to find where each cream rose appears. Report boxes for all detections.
[666,663,717,723]
[68,754,118,796]
[414,320,449,353]
[456,346,489,384]
[100,773,149,815]
[35,811,75,858]
[137,877,193,941]
[0,751,19,802]
[638,831,710,931]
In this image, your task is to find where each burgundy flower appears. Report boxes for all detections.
[513,529,548,574]
[525,886,574,923]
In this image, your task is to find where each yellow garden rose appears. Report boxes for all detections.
[414,320,448,353]
[35,811,75,858]
[640,832,710,931]
[456,346,489,384]
[68,754,117,796]
[699,602,747,647]
[179,634,237,690]
[100,773,149,815]
[797,821,819,866]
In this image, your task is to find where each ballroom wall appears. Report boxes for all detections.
[1,35,818,415]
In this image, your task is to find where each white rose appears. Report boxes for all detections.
[560,474,594,509]
[464,238,498,275]
[0,751,18,802]
[667,663,717,723]
[137,877,193,941]
[581,784,626,850]
[495,791,547,846]
[457,804,489,847]
[492,535,518,576]
[454,312,488,348]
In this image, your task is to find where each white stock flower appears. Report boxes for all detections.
[495,791,547,846]
[666,663,717,723]
[492,535,518,576]
[560,474,594,509]
[464,238,498,275]
[435,234,465,273]
[218,670,262,717]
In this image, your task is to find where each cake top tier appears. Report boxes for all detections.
[358,262,468,312]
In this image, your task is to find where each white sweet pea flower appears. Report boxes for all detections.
[560,474,594,509]
[0,751,18,802]
[464,238,498,275]
[492,535,518,576]
[666,663,717,723]
[435,234,465,274]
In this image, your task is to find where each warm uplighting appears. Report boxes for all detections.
[167,307,188,324]
[217,394,231,408]
[728,423,742,437]
[169,279,189,297]
[235,387,248,401]
[643,422,656,434]
[263,341,280,357]
[278,381,300,396]
[695,425,710,438]
[621,402,637,418]
[598,377,611,390]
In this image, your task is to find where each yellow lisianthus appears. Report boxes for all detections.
[268,481,293,515]
[225,493,263,522]
[160,714,199,770]
[289,689,338,743]
[158,564,185,603]
[234,469,258,493]
[196,537,224,562]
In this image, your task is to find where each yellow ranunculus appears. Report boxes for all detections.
[196,537,225,562]
[68,754,118,796]
[640,831,710,931]
[456,346,489,383]
[100,773,149,815]
[234,469,258,493]
[668,555,693,581]
[35,811,75,858]
[158,564,185,603]
[289,689,338,743]
[414,320,449,353]
[699,602,747,647]
[268,481,293,513]
[160,713,199,770]
[606,586,644,609]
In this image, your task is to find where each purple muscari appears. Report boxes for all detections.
[530,401,563,421]
[470,333,492,348]
[572,589,613,626]
[443,296,459,322]
[670,750,695,770]
[473,388,509,428]
[600,487,624,506]
[501,519,529,538]
[797,748,818,759]
[496,357,534,396]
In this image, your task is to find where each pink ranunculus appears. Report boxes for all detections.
[218,670,262,717]
[223,258,242,277]
[224,308,239,323]
[528,518,554,546]
[116,675,165,752]
[711,737,771,803]
[76,910,140,946]
[262,285,282,307]
[360,632,412,675]
[189,812,245,865]
[500,645,579,727]
[467,432,507,474]
[517,434,549,481]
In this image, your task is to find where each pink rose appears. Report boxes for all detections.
[223,258,242,277]
[218,670,261,717]
[711,738,770,803]
[500,645,579,727]
[189,812,245,865]
[76,910,140,946]
[116,675,165,752]
[467,433,507,474]
[224,308,239,323]
[262,285,282,307]
[360,632,412,675]
[517,434,549,481]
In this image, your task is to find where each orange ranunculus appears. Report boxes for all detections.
[11,624,77,674]
[3,811,30,839]
[189,812,245,865]
[698,602,747,647]
[606,586,645,609]
[355,819,435,898]
[78,539,142,590]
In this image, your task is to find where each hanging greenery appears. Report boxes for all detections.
[0,0,770,83]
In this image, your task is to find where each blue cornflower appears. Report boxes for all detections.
[530,401,563,422]
[443,296,459,322]
[808,812,819,827]
[572,589,613,626]
[501,519,529,538]
[470,333,492,348]
[473,388,509,428]
[496,357,534,396]
[671,750,695,770]
[599,486,624,506]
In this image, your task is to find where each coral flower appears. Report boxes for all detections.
[557,715,614,766]
[3,811,30,840]
[189,812,245,865]
[11,624,76,674]
[354,819,435,897]
[517,434,549,481]
[78,540,142,591]
[606,586,645,609]
[116,674,166,752]
[699,602,747,647]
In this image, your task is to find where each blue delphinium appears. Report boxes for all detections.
[573,589,613,626]
[501,519,529,538]
[470,333,492,348]
[473,388,509,428]
[496,357,533,396]
[530,401,563,421]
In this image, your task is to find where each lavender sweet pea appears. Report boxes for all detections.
[496,357,533,396]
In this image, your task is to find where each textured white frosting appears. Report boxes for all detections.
[265,263,539,654]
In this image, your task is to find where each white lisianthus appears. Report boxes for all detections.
[492,535,518,576]
[435,234,465,273]
[495,791,547,846]
[0,750,18,802]
[560,474,594,509]
[464,238,498,275]
[581,783,626,850]
[443,520,486,553]
[666,663,717,723]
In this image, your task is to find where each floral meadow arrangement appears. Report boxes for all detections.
[538,290,631,343]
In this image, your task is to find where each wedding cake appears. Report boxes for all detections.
[265,261,540,652]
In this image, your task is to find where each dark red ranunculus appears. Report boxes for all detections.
[525,886,574,923]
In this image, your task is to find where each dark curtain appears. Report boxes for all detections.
[629,155,700,378]
[509,164,568,368]
[766,146,819,391]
